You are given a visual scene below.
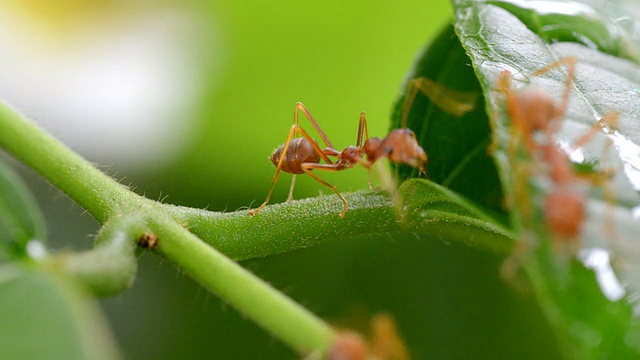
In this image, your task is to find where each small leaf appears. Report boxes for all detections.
[0,264,121,359]
[50,216,142,297]
[0,160,46,262]
[392,25,505,214]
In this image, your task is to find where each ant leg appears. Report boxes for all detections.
[351,158,377,190]
[363,161,379,190]
[295,102,334,149]
[496,71,537,161]
[419,166,430,179]
[489,70,514,154]
[368,169,376,190]
[250,125,341,216]
[249,125,298,216]
[356,112,368,147]
[495,71,531,154]
[490,72,511,154]
[572,112,619,150]
[500,164,537,280]
[251,103,342,217]
[572,112,620,248]
[532,57,576,135]
[300,163,349,218]
[355,114,382,190]
[294,125,338,164]
[500,233,534,280]
[286,174,297,202]
[324,147,341,157]
[401,79,421,129]
[403,78,478,124]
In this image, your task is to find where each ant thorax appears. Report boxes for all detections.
[338,145,364,165]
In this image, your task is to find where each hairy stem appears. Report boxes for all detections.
[0,103,136,223]
[149,218,336,354]
[49,215,144,297]
[0,100,338,353]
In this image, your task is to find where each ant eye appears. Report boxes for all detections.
[384,146,393,154]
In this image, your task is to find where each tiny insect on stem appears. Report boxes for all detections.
[249,102,428,218]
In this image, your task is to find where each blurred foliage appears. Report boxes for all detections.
[0,161,121,359]
[115,2,460,357]
[0,160,46,261]
[2,0,639,359]
[137,1,454,211]
[0,265,121,359]
[12,1,456,359]
[391,25,505,215]
[453,0,640,357]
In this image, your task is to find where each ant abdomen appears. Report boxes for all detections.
[270,137,321,174]
[544,190,585,239]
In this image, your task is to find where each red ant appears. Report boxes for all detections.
[496,58,576,155]
[324,313,409,360]
[248,102,427,218]
[248,77,479,218]
[498,57,618,273]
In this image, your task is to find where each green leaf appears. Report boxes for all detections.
[48,216,141,298]
[167,179,514,261]
[392,25,506,215]
[489,0,640,61]
[452,0,640,357]
[0,264,121,359]
[0,160,46,262]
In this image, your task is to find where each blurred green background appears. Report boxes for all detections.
[1,0,561,358]
[152,0,454,210]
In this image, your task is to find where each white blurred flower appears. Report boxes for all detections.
[0,2,221,170]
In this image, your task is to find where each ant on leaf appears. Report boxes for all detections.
[497,57,618,276]
[248,79,478,218]
[248,102,427,218]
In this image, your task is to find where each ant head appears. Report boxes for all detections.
[383,129,427,169]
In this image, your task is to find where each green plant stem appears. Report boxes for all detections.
[0,103,134,223]
[149,217,336,354]
[0,100,338,354]
[49,216,144,297]
[0,99,515,355]
[166,184,515,261]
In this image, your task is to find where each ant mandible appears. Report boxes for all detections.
[248,102,428,218]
